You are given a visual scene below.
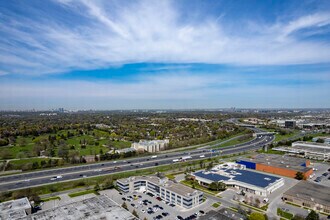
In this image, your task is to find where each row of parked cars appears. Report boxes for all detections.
[314,169,330,182]
[176,210,205,220]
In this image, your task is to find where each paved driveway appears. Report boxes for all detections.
[100,189,212,220]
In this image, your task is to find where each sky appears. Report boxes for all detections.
[0,0,330,110]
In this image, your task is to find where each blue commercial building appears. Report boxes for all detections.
[192,164,284,196]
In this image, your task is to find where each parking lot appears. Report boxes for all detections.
[101,189,212,220]
[308,162,330,187]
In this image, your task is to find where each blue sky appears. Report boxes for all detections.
[0,0,330,110]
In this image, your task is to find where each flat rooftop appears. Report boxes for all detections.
[293,141,330,147]
[237,154,312,172]
[194,168,281,189]
[275,146,330,154]
[284,181,330,207]
[0,197,31,220]
[199,208,246,220]
[117,175,201,197]
[23,195,137,220]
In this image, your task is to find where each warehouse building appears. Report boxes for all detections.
[24,195,137,220]
[283,181,330,214]
[191,163,284,196]
[116,175,203,209]
[273,141,330,161]
[236,154,313,179]
[0,197,31,220]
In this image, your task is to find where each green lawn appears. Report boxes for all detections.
[277,208,293,219]
[68,189,98,197]
[41,196,61,202]
[0,130,131,160]
[215,135,255,148]
[274,131,300,142]
[9,158,52,165]
[212,202,221,208]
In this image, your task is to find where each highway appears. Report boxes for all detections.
[0,126,274,192]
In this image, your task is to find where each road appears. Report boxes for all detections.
[0,126,274,192]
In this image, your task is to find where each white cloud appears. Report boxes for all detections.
[0,0,330,75]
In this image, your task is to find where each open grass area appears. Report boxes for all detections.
[274,131,300,142]
[9,158,56,165]
[0,129,132,160]
[277,208,293,219]
[212,202,221,208]
[257,149,285,155]
[215,135,255,148]
[41,196,61,202]
[165,174,175,180]
[68,189,98,198]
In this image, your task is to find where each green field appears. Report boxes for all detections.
[0,129,131,160]
[277,208,293,219]
[41,196,61,202]
[68,189,98,198]
[274,131,300,142]
[214,135,255,148]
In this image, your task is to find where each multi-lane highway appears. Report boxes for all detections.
[0,126,274,192]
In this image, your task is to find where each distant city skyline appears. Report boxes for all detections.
[1,0,330,110]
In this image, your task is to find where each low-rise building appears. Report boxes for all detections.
[285,120,296,128]
[23,195,137,220]
[0,197,31,220]
[191,163,284,196]
[116,175,203,209]
[114,148,136,154]
[83,155,98,163]
[131,139,169,153]
[283,181,330,214]
[236,154,313,179]
[273,141,330,161]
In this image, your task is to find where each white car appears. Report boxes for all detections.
[113,161,117,163]
[57,175,63,179]
[24,179,30,182]
[50,177,57,181]
[199,155,205,158]
[141,209,146,213]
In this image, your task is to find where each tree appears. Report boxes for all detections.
[206,161,214,170]
[121,202,128,210]
[209,181,227,191]
[248,212,266,220]
[94,183,100,192]
[32,162,39,170]
[132,209,139,218]
[295,172,304,180]
[305,210,319,220]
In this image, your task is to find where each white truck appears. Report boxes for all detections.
[180,156,192,161]
[172,159,180,163]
